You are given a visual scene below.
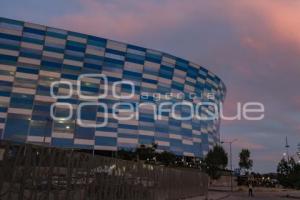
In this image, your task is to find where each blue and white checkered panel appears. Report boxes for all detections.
[0,17,226,158]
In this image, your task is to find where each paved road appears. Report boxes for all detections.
[187,190,300,200]
[226,192,299,200]
[227,191,294,200]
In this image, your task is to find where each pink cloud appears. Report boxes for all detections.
[292,96,300,108]
[295,125,300,132]
[255,153,281,162]
[260,1,300,47]
[228,0,300,48]
[222,136,266,151]
[241,36,266,53]
[49,0,300,48]
[233,139,265,151]
[49,0,208,41]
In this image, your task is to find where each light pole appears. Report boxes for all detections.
[221,139,238,192]
[285,136,290,161]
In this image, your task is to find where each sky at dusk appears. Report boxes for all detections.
[1,0,300,173]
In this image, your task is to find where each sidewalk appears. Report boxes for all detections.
[238,186,300,199]
[185,191,231,200]
[280,190,300,199]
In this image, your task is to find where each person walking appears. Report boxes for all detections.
[248,182,253,197]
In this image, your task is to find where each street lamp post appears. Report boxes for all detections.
[221,139,238,192]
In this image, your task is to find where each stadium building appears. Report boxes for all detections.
[0,17,226,158]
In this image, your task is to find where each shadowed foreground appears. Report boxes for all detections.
[0,141,208,200]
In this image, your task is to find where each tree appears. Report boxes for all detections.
[239,149,253,174]
[135,143,157,161]
[277,158,300,189]
[157,151,176,166]
[117,143,158,161]
[204,145,228,180]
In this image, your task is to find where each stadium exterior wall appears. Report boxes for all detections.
[0,17,226,158]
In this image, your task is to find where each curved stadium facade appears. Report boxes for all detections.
[0,17,226,158]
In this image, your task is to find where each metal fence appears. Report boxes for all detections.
[0,142,208,200]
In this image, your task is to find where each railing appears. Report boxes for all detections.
[0,141,208,200]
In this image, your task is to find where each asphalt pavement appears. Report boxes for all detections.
[186,189,300,200]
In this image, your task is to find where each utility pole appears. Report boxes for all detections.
[296,143,300,163]
[221,139,238,192]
